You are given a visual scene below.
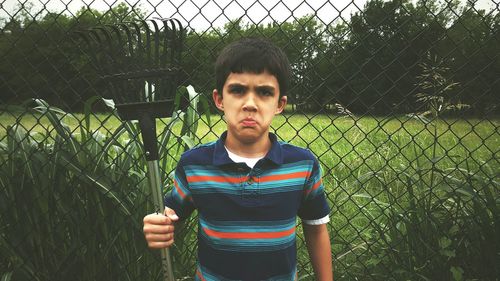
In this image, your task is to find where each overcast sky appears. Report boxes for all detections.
[1,0,497,31]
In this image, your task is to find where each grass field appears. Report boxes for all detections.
[1,110,498,174]
[1,109,499,280]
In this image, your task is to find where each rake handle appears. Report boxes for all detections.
[138,114,159,161]
[133,112,175,281]
[147,160,175,281]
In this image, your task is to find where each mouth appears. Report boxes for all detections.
[241,117,257,127]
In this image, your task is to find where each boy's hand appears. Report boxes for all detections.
[143,207,179,249]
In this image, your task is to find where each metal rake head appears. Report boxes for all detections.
[77,18,184,161]
[77,18,184,120]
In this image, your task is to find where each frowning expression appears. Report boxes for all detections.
[213,71,287,145]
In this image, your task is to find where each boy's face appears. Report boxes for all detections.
[213,71,287,145]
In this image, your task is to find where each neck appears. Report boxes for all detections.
[224,131,271,158]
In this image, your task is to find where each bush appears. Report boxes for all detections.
[0,86,208,280]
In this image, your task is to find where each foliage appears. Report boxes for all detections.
[0,86,209,280]
[0,3,146,111]
[350,146,499,280]
[1,0,498,115]
[0,108,498,280]
[339,63,498,279]
[414,53,468,119]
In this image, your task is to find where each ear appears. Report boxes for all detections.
[275,95,288,114]
[213,89,224,111]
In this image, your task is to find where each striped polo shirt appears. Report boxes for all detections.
[164,131,330,281]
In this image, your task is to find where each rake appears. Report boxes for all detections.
[77,18,184,281]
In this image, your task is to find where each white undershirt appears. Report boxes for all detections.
[225,146,263,168]
[224,146,330,225]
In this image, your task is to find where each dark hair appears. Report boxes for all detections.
[215,37,292,97]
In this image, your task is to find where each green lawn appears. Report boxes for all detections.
[1,111,498,171]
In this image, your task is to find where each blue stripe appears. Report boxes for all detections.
[190,182,240,195]
[199,234,296,252]
[198,216,296,252]
[184,165,240,176]
[189,181,304,195]
[196,264,234,281]
[172,176,191,202]
[185,161,313,177]
[200,216,296,231]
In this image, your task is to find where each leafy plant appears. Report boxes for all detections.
[340,55,498,280]
[355,157,499,280]
[0,86,209,280]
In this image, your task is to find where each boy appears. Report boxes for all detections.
[143,37,333,280]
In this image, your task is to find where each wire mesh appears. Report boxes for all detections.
[0,0,499,280]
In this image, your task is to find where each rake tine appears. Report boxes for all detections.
[155,17,183,100]
[106,25,123,53]
[139,20,154,102]
[106,25,130,98]
[163,18,183,101]
[94,27,128,105]
[92,27,117,69]
[162,21,173,68]
[128,21,144,61]
[161,19,175,101]
[154,17,184,65]
[170,18,184,66]
[161,19,176,65]
[171,18,184,98]
[106,25,137,103]
[149,19,161,69]
[120,23,143,101]
[140,20,152,64]
[89,28,113,77]
[150,20,163,103]
[119,23,135,58]
[75,30,127,104]
[74,31,100,70]
[126,21,149,101]
[165,19,177,66]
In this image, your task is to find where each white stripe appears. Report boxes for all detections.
[302,215,330,225]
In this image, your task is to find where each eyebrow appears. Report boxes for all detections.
[227,83,247,89]
[256,85,276,93]
[227,83,276,92]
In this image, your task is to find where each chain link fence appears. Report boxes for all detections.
[1,0,499,280]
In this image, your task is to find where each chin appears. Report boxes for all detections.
[236,128,265,143]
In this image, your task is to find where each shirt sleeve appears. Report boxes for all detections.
[298,154,330,221]
[302,214,330,225]
[163,161,195,220]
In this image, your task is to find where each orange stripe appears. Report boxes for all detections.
[174,180,186,199]
[196,268,206,281]
[259,171,311,183]
[187,175,242,184]
[304,178,322,196]
[202,226,295,239]
[312,178,322,191]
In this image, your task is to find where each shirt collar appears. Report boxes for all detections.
[213,131,283,166]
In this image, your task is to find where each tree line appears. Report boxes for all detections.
[0,0,498,115]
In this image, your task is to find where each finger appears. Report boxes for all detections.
[147,239,174,249]
[164,207,179,222]
[145,233,174,242]
[143,224,174,235]
[143,213,170,225]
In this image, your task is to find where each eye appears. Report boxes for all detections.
[229,85,245,94]
[258,88,274,97]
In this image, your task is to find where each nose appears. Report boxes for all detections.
[242,92,257,112]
